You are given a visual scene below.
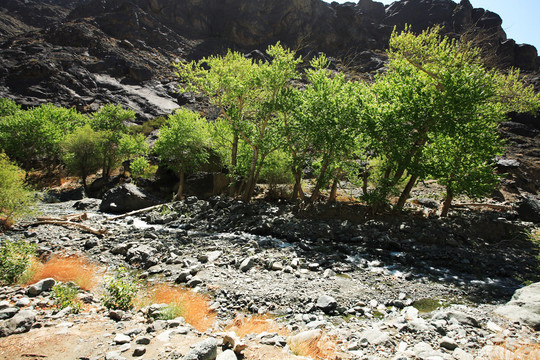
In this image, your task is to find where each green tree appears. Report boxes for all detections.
[365,26,539,213]
[177,43,302,202]
[154,109,212,201]
[0,104,87,171]
[0,153,35,227]
[90,104,135,178]
[288,55,365,202]
[118,133,150,176]
[62,125,104,190]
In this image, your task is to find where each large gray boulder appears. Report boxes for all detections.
[182,337,218,360]
[495,282,540,330]
[0,310,36,337]
[100,183,164,214]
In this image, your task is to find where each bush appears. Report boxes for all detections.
[102,267,138,310]
[0,103,87,171]
[130,157,150,178]
[0,98,21,117]
[52,283,82,313]
[62,125,103,189]
[0,239,36,284]
[0,153,35,226]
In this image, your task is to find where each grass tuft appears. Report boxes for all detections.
[25,255,99,291]
[226,314,289,338]
[142,283,215,332]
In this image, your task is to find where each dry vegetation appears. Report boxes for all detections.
[288,333,341,360]
[487,343,540,360]
[24,254,100,291]
[141,283,216,332]
[226,314,289,338]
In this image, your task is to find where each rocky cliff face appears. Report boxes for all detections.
[0,0,538,119]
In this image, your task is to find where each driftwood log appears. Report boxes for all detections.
[22,213,107,237]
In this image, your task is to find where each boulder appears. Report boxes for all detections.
[517,196,540,223]
[0,310,36,337]
[316,295,337,314]
[514,44,538,71]
[495,282,540,330]
[27,278,56,297]
[182,337,218,360]
[100,183,164,214]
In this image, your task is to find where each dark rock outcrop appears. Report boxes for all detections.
[0,0,537,118]
[99,183,164,214]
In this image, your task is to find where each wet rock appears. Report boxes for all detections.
[0,310,36,337]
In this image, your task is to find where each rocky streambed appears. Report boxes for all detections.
[0,197,539,360]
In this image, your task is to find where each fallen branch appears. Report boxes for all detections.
[36,213,88,222]
[451,203,513,211]
[22,220,107,237]
[103,203,168,222]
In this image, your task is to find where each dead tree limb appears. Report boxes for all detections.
[103,203,168,222]
[22,220,107,237]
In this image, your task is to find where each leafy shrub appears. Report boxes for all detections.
[0,154,35,227]
[0,98,21,117]
[0,103,87,171]
[62,125,104,189]
[0,239,36,284]
[52,283,82,313]
[130,157,150,178]
[102,267,138,310]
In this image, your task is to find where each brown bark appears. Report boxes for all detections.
[395,174,419,211]
[174,168,185,201]
[328,178,338,203]
[441,185,453,217]
[310,157,331,202]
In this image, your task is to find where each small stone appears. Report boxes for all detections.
[14,298,30,307]
[133,346,146,357]
[316,295,337,313]
[358,327,390,346]
[239,257,255,272]
[216,349,237,360]
[136,336,151,345]
[187,276,203,288]
[114,333,131,344]
[440,336,458,350]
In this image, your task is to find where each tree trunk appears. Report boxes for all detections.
[441,185,453,217]
[362,170,369,196]
[310,157,331,202]
[292,167,304,200]
[231,134,238,168]
[328,178,338,203]
[241,148,259,202]
[395,174,418,211]
[174,168,185,201]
